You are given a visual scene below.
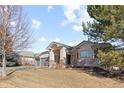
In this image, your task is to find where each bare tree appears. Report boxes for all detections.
[0,5,31,78]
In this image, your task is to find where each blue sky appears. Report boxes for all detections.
[23,5,92,53]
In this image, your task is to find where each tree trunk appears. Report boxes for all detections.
[0,6,31,77]
[2,51,6,78]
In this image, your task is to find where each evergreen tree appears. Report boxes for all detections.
[83,5,124,43]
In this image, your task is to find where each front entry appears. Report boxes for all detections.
[54,50,60,64]
[66,54,71,65]
[48,42,68,68]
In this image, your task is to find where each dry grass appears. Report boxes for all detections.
[0,68,124,88]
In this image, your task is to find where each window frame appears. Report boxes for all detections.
[79,50,94,58]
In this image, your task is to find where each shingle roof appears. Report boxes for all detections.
[74,41,112,49]
[18,51,35,58]
[47,41,72,49]
[40,54,49,58]
[74,41,98,48]
[46,41,112,50]
[39,51,49,56]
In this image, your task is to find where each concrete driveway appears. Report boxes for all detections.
[0,66,34,76]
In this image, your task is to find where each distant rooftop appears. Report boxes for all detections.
[18,51,35,58]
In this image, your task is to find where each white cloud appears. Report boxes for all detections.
[54,37,61,42]
[61,5,80,26]
[72,25,82,32]
[39,37,47,42]
[32,19,41,29]
[48,6,53,12]
[69,41,79,46]
[61,5,93,31]
[63,6,78,21]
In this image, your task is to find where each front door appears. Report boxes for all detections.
[67,54,71,65]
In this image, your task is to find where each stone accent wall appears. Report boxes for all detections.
[60,47,66,68]
[49,49,55,68]
[49,60,56,68]
[60,59,66,68]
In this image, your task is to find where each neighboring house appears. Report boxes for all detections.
[39,41,110,68]
[18,51,36,66]
[38,51,49,67]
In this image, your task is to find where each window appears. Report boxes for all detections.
[80,50,94,58]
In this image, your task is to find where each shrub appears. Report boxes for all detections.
[97,50,124,68]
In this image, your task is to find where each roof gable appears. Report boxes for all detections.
[39,51,49,57]
[47,41,72,49]
[74,41,98,48]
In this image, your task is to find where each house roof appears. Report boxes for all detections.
[74,41,98,48]
[47,41,72,49]
[39,51,49,56]
[74,40,112,49]
[40,54,49,58]
[18,51,35,58]
[46,40,112,51]
[39,51,49,58]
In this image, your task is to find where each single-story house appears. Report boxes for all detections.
[38,41,109,68]
[18,51,36,66]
